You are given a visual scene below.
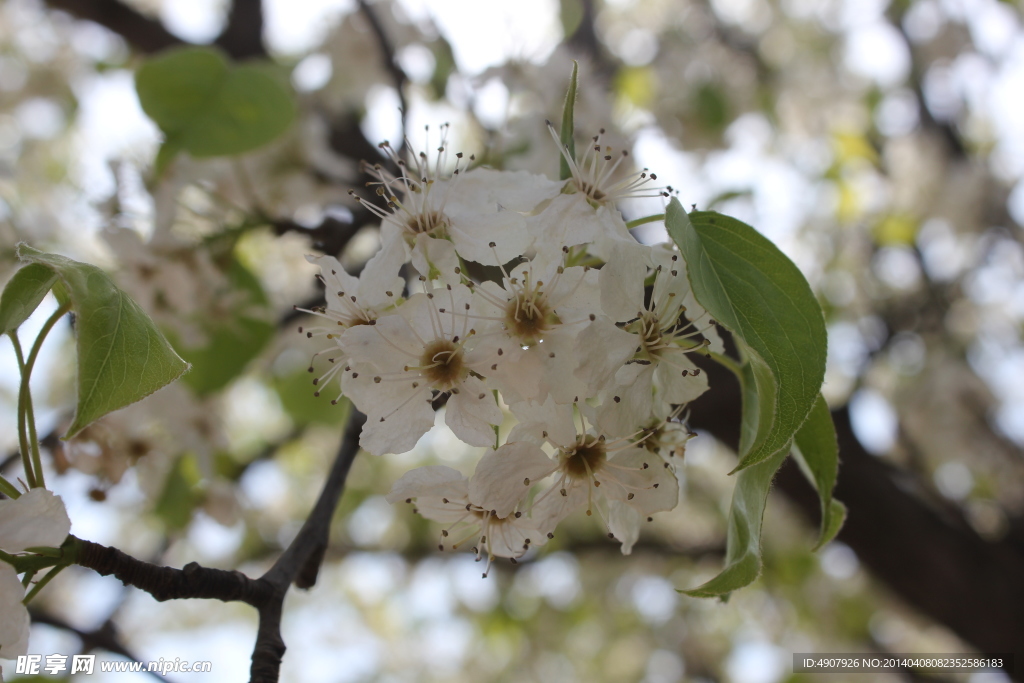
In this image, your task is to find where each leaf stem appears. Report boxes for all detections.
[0,475,20,499]
[10,333,37,489]
[22,563,68,604]
[625,213,666,230]
[21,302,71,488]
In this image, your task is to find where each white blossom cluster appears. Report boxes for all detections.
[302,125,722,571]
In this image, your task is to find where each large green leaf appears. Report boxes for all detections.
[16,245,190,438]
[791,394,845,548]
[682,448,788,597]
[0,263,58,334]
[666,199,826,471]
[135,46,295,170]
[558,61,578,181]
[681,354,788,597]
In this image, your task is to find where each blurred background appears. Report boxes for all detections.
[1,0,1023,680]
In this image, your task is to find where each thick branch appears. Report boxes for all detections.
[215,0,266,59]
[44,0,183,54]
[688,357,1024,675]
[73,539,272,606]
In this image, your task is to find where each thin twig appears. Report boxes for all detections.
[357,0,408,149]
[29,609,166,682]
[249,409,366,683]
[68,410,367,683]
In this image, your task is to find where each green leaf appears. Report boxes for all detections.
[135,47,228,136]
[0,263,58,334]
[177,259,275,396]
[153,453,203,531]
[275,368,349,427]
[791,394,844,548]
[135,46,296,168]
[682,355,789,597]
[559,61,578,181]
[681,447,788,598]
[819,499,847,548]
[16,244,190,439]
[666,199,827,471]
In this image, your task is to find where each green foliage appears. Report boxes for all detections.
[693,82,730,132]
[559,62,578,181]
[668,199,835,597]
[0,263,58,334]
[135,46,296,173]
[666,199,827,472]
[177,259,275,396]
[275,369,349,427]
[15,245,190,439]
[558,0,585,38]
[681,447,789,598]
[791,394,844,549]
[681,355,786,597]
[153,453,204,531]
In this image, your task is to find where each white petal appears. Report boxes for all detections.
[306,253,360,307]
[344,369,435,455]
[483,514,549,558]
[356,233,408,309]
[0,563,29,658]
[507,396,577,449]
[597,364,655,438]
[385,465,466,504]
[0,489,71,552]
[655,358,709,406]
[410,234,460,285]
[607,500,642,555]
[340,315,419,370]
[470,443,556,518]
[449,210,531,266]
[603,448,679,515]
[446,377,503,447]
[572,319,639,395]
[600,242,651,322]
[531,479,588,528]
[448,167,561,214]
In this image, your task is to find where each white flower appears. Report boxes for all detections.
[469,248,603,403]
[0,489,71,660]
[300,236,407,399]
[352,131,557,267]
[527,125,668,255]
[386,465,554,575]
[339,285,502,454]
[594,243,712,435]
[472,407,678,554]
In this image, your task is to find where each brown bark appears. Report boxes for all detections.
[689,358,1024,673]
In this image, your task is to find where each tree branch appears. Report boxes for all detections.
[215,0,267,59]
[67,410,366,683]
[29,608,165,682]
[687,357,1024,679]
[72,540,273,606]
[44,0,183,54]
[356,0,408,145]
[249,409,366,683]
